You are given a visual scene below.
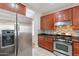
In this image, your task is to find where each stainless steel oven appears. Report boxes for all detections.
[1,30,15,48]
[54,36,72,56]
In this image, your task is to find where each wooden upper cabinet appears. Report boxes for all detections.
[72,6,79,30]
[41,16,47,30]
[0,3,16,12]
[54,8,72,22]
[46,14,55,30]
[0,3,26,15]
[17,3,26,15]
[41,14,55,30]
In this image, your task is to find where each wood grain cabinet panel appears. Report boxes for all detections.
[54,8,72,22]
[38,36,45,48]
[41,14,55,30]
[17,3,26,15]
[38,35,54,52]
[72,6,79,30]
[0,3,16,12]
[44,41,52,51]
[72,41,79,56]
[47,14,55,30]
[44,36,53,52]
[0,3,26,15]
[40,16,47,30]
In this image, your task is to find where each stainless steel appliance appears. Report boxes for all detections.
[54,35,72,56]
[0,3,32,56]
[0,3,17,56]
[54,21,72,26]
[1,30,15,48]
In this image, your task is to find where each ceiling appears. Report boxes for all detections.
[23,3,79,15]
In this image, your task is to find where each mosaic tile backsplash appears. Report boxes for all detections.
[39,26,79,36]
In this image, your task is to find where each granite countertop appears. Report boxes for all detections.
[38,33,79,38]
[38,33,53,36]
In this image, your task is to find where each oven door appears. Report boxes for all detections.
[54,41,72,56]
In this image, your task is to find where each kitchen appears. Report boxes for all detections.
[30,3,79,56]
[0,3,79,56]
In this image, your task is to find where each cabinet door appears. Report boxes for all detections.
[54,11,63,22]
[73,6,79,30]
[72,42,79,56]
[0,3,16,12]
[54,8,72,22]
[38,36,45,48]
[44,36,54,52]
[46,14,55,30]
[0,3,26,15]
[41,14,54,30]
[41,16,47,30]
[17,3,26,15]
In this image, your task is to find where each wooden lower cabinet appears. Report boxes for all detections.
[72,41,79,56]
[38,36,45,48]
[44,41,53,51]
[44,36,53,52]
[38,35,54,52]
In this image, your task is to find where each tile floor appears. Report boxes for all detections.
[32,47,56,56]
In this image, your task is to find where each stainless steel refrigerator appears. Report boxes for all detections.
[0,4,32,56]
